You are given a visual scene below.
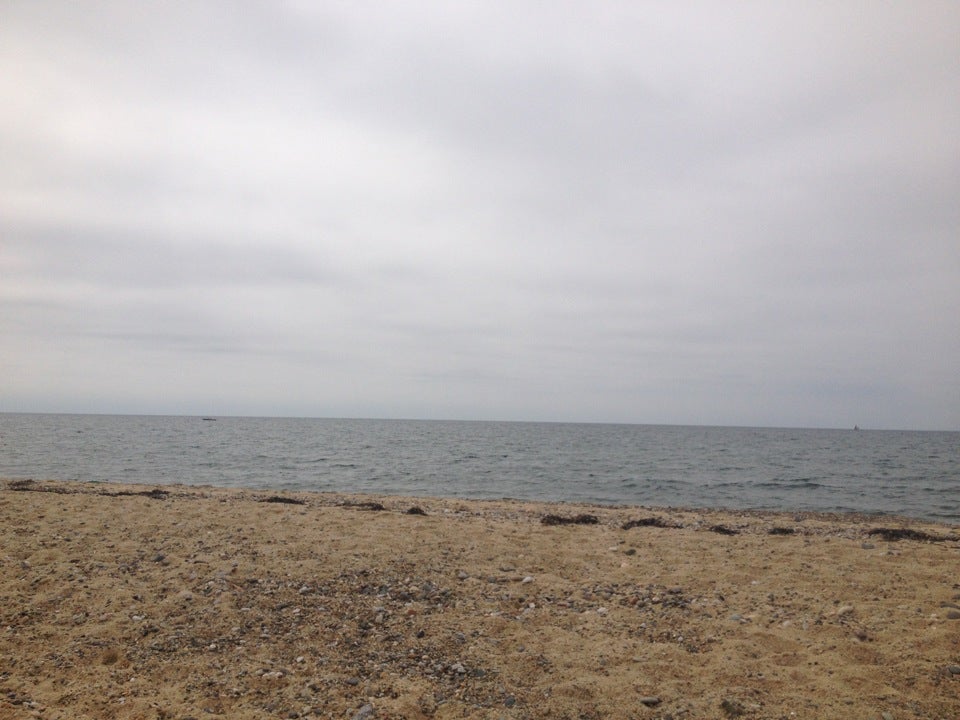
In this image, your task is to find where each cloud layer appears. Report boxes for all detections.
[2,1,958,429]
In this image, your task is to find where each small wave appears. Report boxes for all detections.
[756,478,825,490]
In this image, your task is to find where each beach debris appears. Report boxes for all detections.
[541,513,599,525]
[406,506,427,515]
[102,487,170,500]
[865,527,945,542]
[621,517,680,530]
[720,697,746,717]
[258,495,306,505]
[348,501,386,511]
[708,524,739,536]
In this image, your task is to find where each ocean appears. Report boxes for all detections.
[0,413,957,523]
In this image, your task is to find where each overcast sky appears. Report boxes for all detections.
[2,2,958,430]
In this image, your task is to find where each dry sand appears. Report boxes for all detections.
[1,479,958,719]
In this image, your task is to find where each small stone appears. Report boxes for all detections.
[352,704,375,720]
[881,712,894,720]
[638,696,661,707]
[522,576,534,584]
[946,665,960,674]
[861,542,876,550]
[457,571,469,581]
[345,677,360,686]
[836,605,854,616]
[503,696,516,708]
[946,610,960,620]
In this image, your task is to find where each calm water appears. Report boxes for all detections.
[0,414,957,523]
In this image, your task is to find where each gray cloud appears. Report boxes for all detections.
[1,1,958,428]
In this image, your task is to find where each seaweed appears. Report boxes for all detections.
[258,495,306,505]
[866,527,944,542]
[103,488,170,500]
[708,524,739,536]
[349,501,386,511]
[621,517,680,530]
[541,513,599,526]
[768,527,795,535]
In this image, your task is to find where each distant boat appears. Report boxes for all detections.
[853,425,860,431]
[202,417,217,421]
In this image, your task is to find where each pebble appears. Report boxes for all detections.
[861,542,876,550]
[946,665,960,675]
[836,605,855,617]
[881,712,894,720]
[638,696,661,707]
[522,575,534,584]
[946,610,960,620]
[352,704,375,720]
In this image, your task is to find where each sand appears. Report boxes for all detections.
[1,479,958,719]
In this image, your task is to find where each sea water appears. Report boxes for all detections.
[0,414,957,523]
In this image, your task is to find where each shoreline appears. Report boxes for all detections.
[2,479,959,718]
[4,476,956,528]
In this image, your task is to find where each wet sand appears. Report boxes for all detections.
[1,479,958,719]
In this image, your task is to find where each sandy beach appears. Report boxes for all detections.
[1,479,958,719]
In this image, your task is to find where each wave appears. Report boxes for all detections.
[755,478,826,490]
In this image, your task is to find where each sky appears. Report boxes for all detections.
[1,2,958,430]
